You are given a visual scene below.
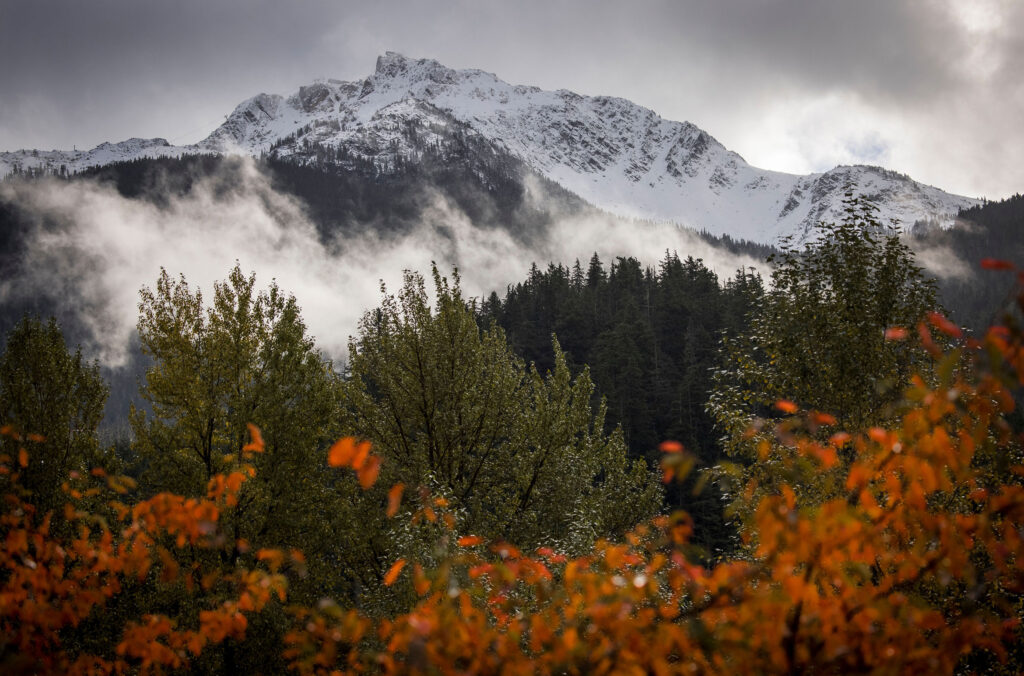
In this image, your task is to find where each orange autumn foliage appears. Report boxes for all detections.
[4,272,1024,675]
[0,426,288,674]
[286,303,1024,673]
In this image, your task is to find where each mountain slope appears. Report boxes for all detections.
[0,52,979,244]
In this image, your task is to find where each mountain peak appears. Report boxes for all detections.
[0,55,980,244]
[374,51,412,75]
[373,52,456,85]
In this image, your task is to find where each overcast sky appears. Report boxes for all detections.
[1,0,1021,199]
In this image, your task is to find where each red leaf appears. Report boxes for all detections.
[775,400,798,414]
[383,559,406,586]
[980,258,1015,271]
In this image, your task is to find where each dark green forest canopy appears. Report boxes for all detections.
[478,252,764,555]
[913,193,1024,333]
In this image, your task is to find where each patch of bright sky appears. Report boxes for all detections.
[725,91,898,176]
[947,0,1005,79]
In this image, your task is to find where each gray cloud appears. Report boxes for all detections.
[1,0,1021,198]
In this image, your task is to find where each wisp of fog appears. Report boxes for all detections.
[0,157,768,367]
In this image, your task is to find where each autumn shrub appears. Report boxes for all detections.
[1,261,1023,675]
[0,424,290,674]
[288,262,1024,675]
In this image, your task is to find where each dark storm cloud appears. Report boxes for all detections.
[647,0,964,102]
[1,0,1021,197]
[0,0,349,148]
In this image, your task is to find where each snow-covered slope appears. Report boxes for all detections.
[0,52,980,244]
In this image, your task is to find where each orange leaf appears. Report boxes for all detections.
[775,399,798,414]
[563,627,579,650]
[811,412,836,425]
[357,455,380,489]
[243,423,264,453]
[884,326,908,341]
[18,447,28,468]
[351,441,372,470]
[927,312,962,338]
[413,564,430,595]
[327,437,357,467]
[383,559,406,586]
[257,549,284,571]
[829,432,852,447]
[26,433,46,443]
[659,440,684,454]
[458,535,483,547]
[386,483,404,518]
[868,427,889,443]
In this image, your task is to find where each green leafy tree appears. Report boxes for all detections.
[130,265,346,672]
[709,196,939,513]
[0,316,107,514]
[342,267,661,571]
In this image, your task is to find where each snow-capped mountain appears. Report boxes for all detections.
[0,52,979,244]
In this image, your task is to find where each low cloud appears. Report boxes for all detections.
[912,242,973,282]
[0,158,767,367]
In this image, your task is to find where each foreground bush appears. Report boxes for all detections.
[290,297,1024,673]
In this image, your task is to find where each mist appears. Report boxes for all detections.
[0,158,768,367]
[912,242,973,282]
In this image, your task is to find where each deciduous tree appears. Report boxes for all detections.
[709,196,939,513]
[0,316,107,515]
[342,267,660,564]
